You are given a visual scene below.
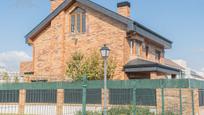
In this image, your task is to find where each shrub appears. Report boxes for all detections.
[66,52,85,81]
[107,106,153,115]
[66,51,116,81]
[75,106,177,115]
[164,111,177,115]
[75,111,101,115]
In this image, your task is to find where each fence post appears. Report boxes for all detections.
[191,89,195,115]
[19,89,26,114]
[132,88,136,115]
[56,89,64,115]
[82,76,87,115]
[161,88,165,115]
[179,89,182,115]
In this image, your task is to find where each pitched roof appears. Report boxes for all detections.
[25,0,172,48]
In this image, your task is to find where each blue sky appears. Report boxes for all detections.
[0,0,204,72]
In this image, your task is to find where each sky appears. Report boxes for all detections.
[0,0,204,72]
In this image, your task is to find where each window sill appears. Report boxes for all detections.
[68,32,86,36]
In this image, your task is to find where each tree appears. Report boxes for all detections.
[14,76,19,83]
[66,51,116,81]
[2,72,9,81]
[66,52,85,81]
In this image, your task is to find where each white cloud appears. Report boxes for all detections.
[0,51,31,72]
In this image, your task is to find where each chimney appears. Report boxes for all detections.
[50,0,64,12]
[117,1,131,17]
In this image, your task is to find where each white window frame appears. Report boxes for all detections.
[130,40,133,56]
[136,41,141,57]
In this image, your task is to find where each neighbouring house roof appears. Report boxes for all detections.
[190,70,203,79]
[172,60,204,79]
[164,58,185,71]
[124,58,181,75]
[20,61,33,75]
[25,0,172,49]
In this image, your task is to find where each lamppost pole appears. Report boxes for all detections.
[100,44,110,115]
[104,57,107,115]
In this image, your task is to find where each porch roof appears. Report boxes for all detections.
[124,59,181,75]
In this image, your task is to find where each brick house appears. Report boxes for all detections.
[21,0,183,81]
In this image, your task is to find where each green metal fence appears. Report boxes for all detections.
[0,79,203,115]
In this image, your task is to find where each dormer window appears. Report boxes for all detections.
[70,7,86,33]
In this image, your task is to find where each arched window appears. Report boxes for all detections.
[70,7,86,33]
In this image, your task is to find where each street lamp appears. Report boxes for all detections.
[100,44,110,115]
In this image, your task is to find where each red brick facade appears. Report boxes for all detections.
[21,0,175,81]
